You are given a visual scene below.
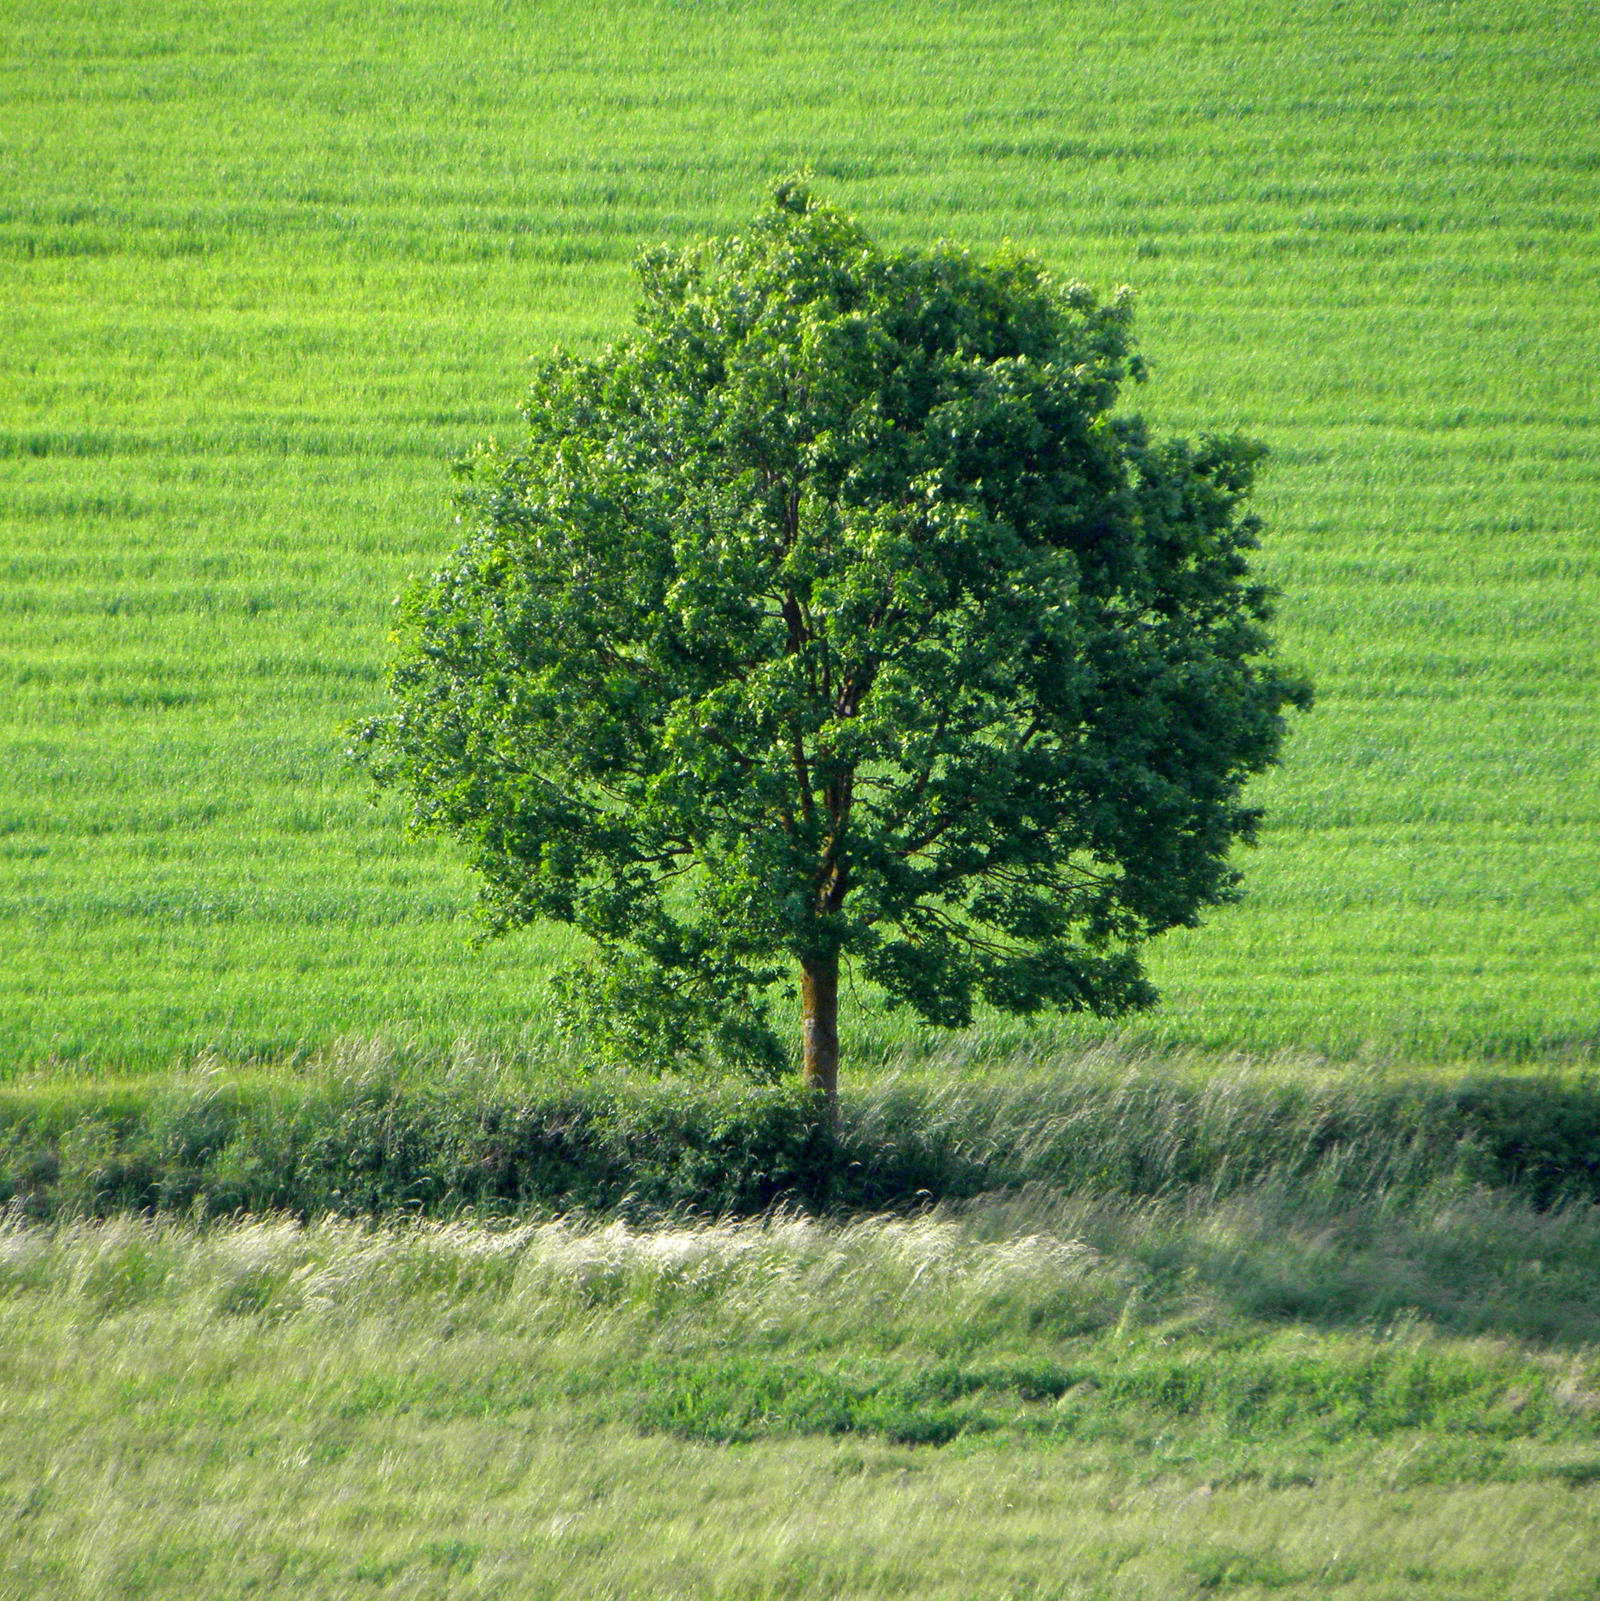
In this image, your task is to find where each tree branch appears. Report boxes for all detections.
[792,730,815,823]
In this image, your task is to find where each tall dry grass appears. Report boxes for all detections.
[4,1191,1599,1597]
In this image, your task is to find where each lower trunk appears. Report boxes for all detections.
[800,950,840,1121]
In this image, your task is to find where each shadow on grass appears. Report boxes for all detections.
[963,1180,1600,1351]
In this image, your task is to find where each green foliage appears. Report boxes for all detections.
[355,183,1309,1077]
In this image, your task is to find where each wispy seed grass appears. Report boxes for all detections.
[3,1196,1600,1596]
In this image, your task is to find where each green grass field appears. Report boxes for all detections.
[6,1191,1600,1599]
[4,0,1597,1073]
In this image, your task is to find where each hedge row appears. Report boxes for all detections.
[2,1061,1598,1220]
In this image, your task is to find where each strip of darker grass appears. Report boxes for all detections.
[614,1344,1596,1463]
[3,1049,1599,1222]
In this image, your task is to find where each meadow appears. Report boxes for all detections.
[3,5,1599,1594]
[4,1186,1600,1599]
[6,1048,1600,1596]
[3,0,1597,1072]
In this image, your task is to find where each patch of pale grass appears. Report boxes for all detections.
[6,1179,1600,1345]
[0,1206,1122,1352]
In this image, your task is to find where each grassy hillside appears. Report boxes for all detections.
[2,0,1597,1071]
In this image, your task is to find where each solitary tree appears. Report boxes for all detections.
[353,179,1310,1111]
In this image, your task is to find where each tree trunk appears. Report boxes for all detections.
[800,950,840,1122]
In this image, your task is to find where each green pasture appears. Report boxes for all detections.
[3,0,1598,1071]
[6,1192,1600,1599]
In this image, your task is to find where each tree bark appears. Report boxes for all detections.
[800,950,840,1122]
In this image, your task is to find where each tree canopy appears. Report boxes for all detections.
[353,179,1311,1105]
